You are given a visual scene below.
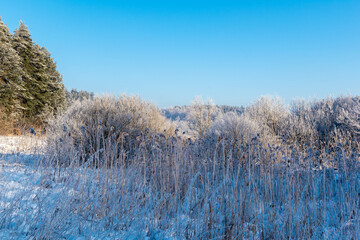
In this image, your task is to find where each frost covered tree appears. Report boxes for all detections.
[188,96,218,138]
[34,45,66,120]
[309,96,360,150]
[12,21,65,122]
[332,96,360,140]
[283,99,317,148]
[244,96,288,145]
[0,18,66,131]
[276,96,360,150]
[0,18,26,125]
[47,95,175,165]
[209,111,260,142]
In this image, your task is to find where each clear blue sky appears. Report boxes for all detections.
[1,0,359,107]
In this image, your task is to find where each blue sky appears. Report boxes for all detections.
[1,0,359,107]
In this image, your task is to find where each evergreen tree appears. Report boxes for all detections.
[12,21,65,123]
[0,17,25,117]
[12,21,37,119]
[39,46,65,118]
[0,17,69,132]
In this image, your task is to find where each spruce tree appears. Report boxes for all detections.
[12,21,65,123]
[41,46,65,116]
[0,18,66,130]
[12,21,37,120]
[33,44,65,120]
[0,17,25,118]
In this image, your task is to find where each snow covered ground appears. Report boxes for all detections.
[0,136,161,239]
[0,136,51,239]
[1,135,359,239]
[0,139,112,239]
[0,136,38,238]
[0,136,39,154]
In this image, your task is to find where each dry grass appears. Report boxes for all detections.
[0,95,359,239]
[0,131,353,239]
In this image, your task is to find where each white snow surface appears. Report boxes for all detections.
[0,136,170,239]
[1,135,359,239]
[0,137,123,239]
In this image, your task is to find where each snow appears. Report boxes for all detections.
[0,135,359,239]
[0,136,40,154]
[0,136,167,239]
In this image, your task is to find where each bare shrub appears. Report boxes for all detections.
[46,95,175,166]
[299,96,360,151]
[331,96,360,150]
[244,96,288,145]
[187,97,219,138]
[283,99,318,148]
[209,111,260,142]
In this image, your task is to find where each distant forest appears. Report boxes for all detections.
[0,18,93,134]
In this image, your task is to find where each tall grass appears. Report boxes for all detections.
[0,95,359,239]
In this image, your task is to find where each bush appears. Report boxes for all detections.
[187,97,220,138]
[209,112,260,143]
[243,96,288,145]
[285,96,360,151]
[282,99,318,148]
[206,96,288,146]
[46,95,175,166]
[310,96,360,151]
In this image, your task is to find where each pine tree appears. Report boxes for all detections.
[41,46,66,116]
[12,21,65,123]
[34,45,66,120]
[12,21,37,119]
[0,17,25,117]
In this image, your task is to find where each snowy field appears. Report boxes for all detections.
[0,135,176,239]
[0,134,359,239]
[0,136,126,239]
[0,136,41,239]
